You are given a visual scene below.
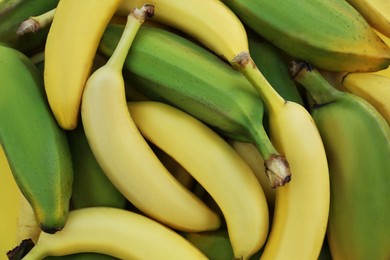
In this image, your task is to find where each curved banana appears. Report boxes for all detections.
[345,0,390,39]
[342,72,390,125]
[98,24,291,188]
[67,124,127,210]
[21,207,208,260]
[127,101,269,259]
[44,0,122,129]
[81,6,220,232]
[0,146,40,258]
[0,45,73,233]
[293,63,390,260]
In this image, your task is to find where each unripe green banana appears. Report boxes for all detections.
[98,24,291,188]
[0,0,58,54]
[293,62,390,260]
[67,124,127,210]
[221,0,390,72]
[0,45,73,233]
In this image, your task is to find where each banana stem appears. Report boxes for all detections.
[251,126,291,188]
[291,61,341,105]
[106,5,154,71]
[17,8,56,36]
[231,51,286,114]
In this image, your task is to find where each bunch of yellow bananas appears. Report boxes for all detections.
[1,0,390,259]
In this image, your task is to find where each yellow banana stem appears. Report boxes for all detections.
[17,8,56,35]
[231,51,286,114]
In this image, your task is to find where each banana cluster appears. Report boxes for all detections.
[1,0,390,259]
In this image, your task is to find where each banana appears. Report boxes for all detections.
[67,124,127,210]
[20,207,208,260]
[44,0,122,130]
[292,62,390,260]
[118,1,330,257]
[81,6,220,232]
[229,141,276,212]
[0,146,40,260]
[0,0,58,53]
[345,0,390,39]
[373,30,390,78]
[98,24,291,188]
[220,0,390,72]
[341,72,390,126]
[0,45,73,233]
[127,101,269,259]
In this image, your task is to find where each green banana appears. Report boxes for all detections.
[67,124,127,210]
[0,45,73,233]
[220,0,390,72]
[0,0,58,54]
[98,24,291,188]
[292,62,390,260]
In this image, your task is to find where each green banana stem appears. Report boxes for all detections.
[17,8,56,35]
[231,51,286,114]
[250,126,291,188]
[291,61,341,105]
[106,5,154,71]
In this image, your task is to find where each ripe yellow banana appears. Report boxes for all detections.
[81,6,220,232]
[21,207,208,260]
[44,0,122,129]
[127,101,269,260]
[345,0,390,38]
[117,1,329,258]
[0,146,40,259]
[229,141,276,211]
[342,72,390,126]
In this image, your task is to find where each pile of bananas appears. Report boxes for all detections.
[1,0,390,259]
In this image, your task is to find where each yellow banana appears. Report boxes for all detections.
[345,0,390,38]
[127,101,269,260]
[342,72,390,125]
[229,141,276,211]
[81,6,220,232]
[44,0,122,129]
[21,207,208,260]
[0,146,40,260]
[118,1,329,258]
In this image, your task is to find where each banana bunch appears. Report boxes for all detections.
[2,0,390,259]
[98,24,291,188]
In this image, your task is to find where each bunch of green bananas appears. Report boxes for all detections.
[1,0,390,259]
